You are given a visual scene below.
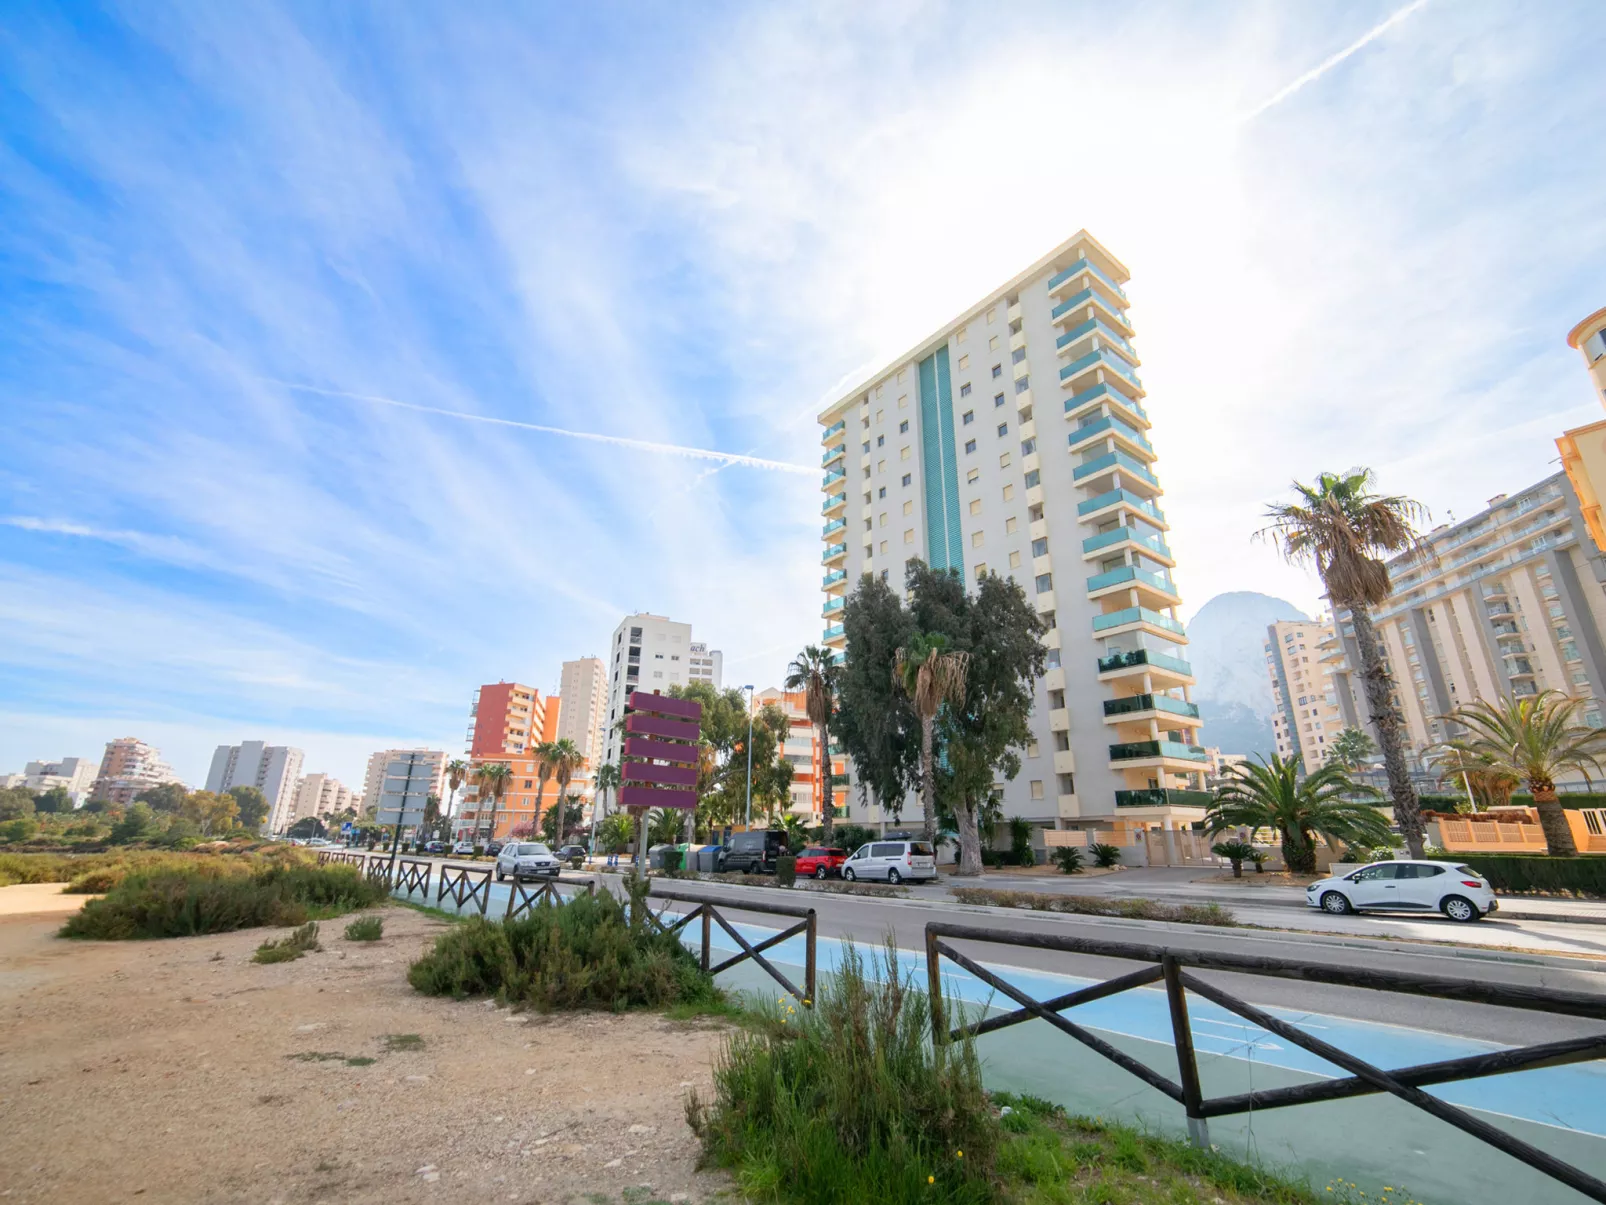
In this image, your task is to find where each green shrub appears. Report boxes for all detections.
[253,921,321,963]
[61,863,387,940]
[1458,854,1606,897]
[775,854,797,887]
[951,886,1234,926]
[1211,840,1257,878]
[1052,847,1084,875]
[688,941,998,1205]
[344,915,384,941]
[660,848,684,874]
[407,889,718,1012]
[1089,842,1122,869]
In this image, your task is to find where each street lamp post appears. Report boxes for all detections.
[744,684,755,829]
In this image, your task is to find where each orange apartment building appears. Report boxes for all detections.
[456,681,597,841]
[756,688,846,824]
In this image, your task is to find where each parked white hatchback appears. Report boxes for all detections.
[842,840,938,884]
[495,841,562,882]
[1306,860,1497,923]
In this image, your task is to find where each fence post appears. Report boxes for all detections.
[700,906,711,975]
[804,909,817,1007]
[1162,954,1209,1148]
[925,925,946,1049]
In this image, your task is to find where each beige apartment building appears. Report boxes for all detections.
[816,231,1205,837]
[1331,471,1606,765]
[290,773,356,824]
[1265,618,1352,768]
[556,657,608,770]
[90,737,183,806]
[1557,305,1606,554]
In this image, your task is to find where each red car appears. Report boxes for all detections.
[794,847,848,879]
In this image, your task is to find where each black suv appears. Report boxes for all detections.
[718,829,789,874]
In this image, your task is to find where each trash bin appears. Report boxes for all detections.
[694,845,724,872]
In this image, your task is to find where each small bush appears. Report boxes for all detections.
[1089,842,1122,869]
[1052,847,1084,875]
[253,921,321,963]
[1458,854,1606,897]
[1008,818,1035,868]
[407,889,718,1012]
[775,854,797,887]
[344,915,384,941]
[1211,840,1257,878]
[951,887,1234,926]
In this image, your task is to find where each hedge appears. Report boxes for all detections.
[1419,793,1606,812]
[1456,854,1606,897]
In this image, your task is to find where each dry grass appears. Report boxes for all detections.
[950,887,1235,926]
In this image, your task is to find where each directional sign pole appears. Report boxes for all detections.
[385,757,423,884]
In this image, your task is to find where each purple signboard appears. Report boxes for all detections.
[624,761,698,788]
[625,712,699,742]
[627,691,702,720]
[624,736,698,765]
[619,783,696,811]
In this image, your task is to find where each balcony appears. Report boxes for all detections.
[1078,487,1166,525]
[1109,739,1209,764]
[1086,563,1180,604]
[1050,285,1132,333]
[822,542,847,564]
[1092,606,1187,638]
[1102,693,1201,721]
[823,623,845,642]
[1081,525,1172,561]
[822,419,846,443]
[822,596,845,616]
[1064,382,1147,426]
[1115,788,1214,810]
[822,569,847,589]
[822,469,846,490]
[1072,449,1161,491]
[1055,318,1139,364]
[1060,349,1145,399]
[822,444,845,467]
[1046,257,1129,302]
[822,518,846,540]
[822,492,846,515]
[1097,648,1194,679]
[1067,414,1153,456]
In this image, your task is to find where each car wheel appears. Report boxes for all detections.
[1442,895,1480,923]
[815,865,828,880]
[495,867,504,882]
[843,867,856,881]
[887,868,902,885]
[1319,891,1352,915]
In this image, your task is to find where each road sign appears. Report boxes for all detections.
[377,755,433,826]
[621,691,702,811]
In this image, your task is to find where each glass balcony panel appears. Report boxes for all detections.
[1046,258,1129,301]
[1096,648,1194,676]
[1092,607,1186,637]
[1115,788,1214,809]
[1109,740,1209,763]
[1077,488,1166,522]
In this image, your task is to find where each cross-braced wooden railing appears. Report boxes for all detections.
[505,874,596,920]
[436,863,493,915]
[647,887,817,1006]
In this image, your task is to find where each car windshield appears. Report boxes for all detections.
[516,843,550,856]
[909,842,934,856]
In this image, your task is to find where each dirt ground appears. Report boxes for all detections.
[0,888,734,1204]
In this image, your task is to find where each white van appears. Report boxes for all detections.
[842,840,937,884]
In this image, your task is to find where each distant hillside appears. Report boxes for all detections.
[1188,591,1309,757]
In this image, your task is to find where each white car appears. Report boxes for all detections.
[495,841,562,882]
[451,840,476,856]
[1306,859,1497,923]
[841,840,937,884]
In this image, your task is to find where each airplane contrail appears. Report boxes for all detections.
[1241,0,1432,122]
[263,380,817,475]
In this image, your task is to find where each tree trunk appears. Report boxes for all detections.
[818,718,835,846]
[1280,824,1315,875]
[1231,859,1243,879]
[532,779,548,846]
[919,714,937,846]
[1530,781,1579,856]
[953,796,983,876]
[1345,603,1425,858]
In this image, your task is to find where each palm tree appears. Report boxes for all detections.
[1427,744,1518,814]
[785,645,842,846]
[531,741,558,841]
[472,761,512,846]
[590,761,621,852]
[1432,691,1606,856]
[545,739,584,838]
[1205,754,1393,874]
[443,758,468,837]
[893,632,971,846]
[1261,469,1428,855]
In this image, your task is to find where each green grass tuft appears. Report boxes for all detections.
[252,920,321,963]
[344,915,384,941]
[383,1033,424,1051]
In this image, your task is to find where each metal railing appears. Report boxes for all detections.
[922,922,1606,1203]
[504,874,596,920]
[647,886,818,1006]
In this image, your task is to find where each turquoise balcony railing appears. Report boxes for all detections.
[1097,648,1193,677]
[822,493,846,514]
[1102,694,1201,720]
[1086,565,1178,596]
[822,596,845,615]
[823,623,845,640]
[1053,286,1130,329]
[822,444,845,466]
[822,419,846,441]
[1072,450,1159,489]
[1046,258,1129,301]
[1092,607,1186,637]
[1055,319,1138,361]
[1067,414,1153,454]
[1115,788,1213,809]
[822,569,847,589]
[1060,349,1144,393]
[822,518,846,537]
[1064,383,1147,422]
[1081,525,1171,558]
[822,542,847,563]
[1109,740,1208,763]
[822,469,846,488]
[1077,488,1165,522]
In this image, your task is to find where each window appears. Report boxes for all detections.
[898,419,909,433]
[863,466,871,478]
[865,544,873,558]
[864,518,872,531]
[969,498,982,515]
[878,459,886,473]
[864,491,871,504]
[1027,740,1039,758]
[1035,573,1053,593]
[898,394,908,409]
[896,368,907,382]
[1045,648,1061,668]
[862,441,870,453]
[1024,470,1041,488]
[964,439,977,454]
[1009,550,1022,568]
[880,540,888,554]
[958,354,969,369]
[960,383,971,397]
[1015,376,1030,394]
[974,563,988,579]
[1005,516,1018,533]
[992,364,1003,378]
[1021,438,1036,455]
[1053,730,1070,751]
[994,393,1006,409]
[999,452,1011,468]
[904,529,915,544]
[879,513,888,527]
[996,422,1008,437]
[902,473,912,486]
[1032,538,1048,557]
[956,325,968,343]
[1030,781,1045,800]
[971,530,985,548]
[876,382,885,396]
[1012,346,1027,364]
[1002,484,1015,501]
[989,335,1000,350]
[1057,773,1075,796]
[962,410,975,425]
[966,467,979,484]
[876,409,883,423]
[903,500,913,515]
[877,435,885,447]
[900,446,910,460]
[987,307,996,324]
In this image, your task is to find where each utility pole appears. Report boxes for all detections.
[743,684,755,829]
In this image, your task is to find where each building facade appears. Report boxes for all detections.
[290,773,356,825]
[1332,471,1606,765]
[8,757,99,805]
[557,657,609,770]
[602,614,710,768]
[816,231,1205,838]
[359,748,447,815]
[1557,305,1606,554]
[454,748,593,843]
[1265,618,1353,768]
[90,737,182,806]
[204,741,305,832]
[688,643,723,689]
[755,688,846,823]
[466,682,554,759]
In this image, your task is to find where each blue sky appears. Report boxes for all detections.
[3,1,1604,787]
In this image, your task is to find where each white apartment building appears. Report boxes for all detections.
[359,748,446,814]
[688,643,723,689]
[205,740,305,832]
[603,613,716,767]
[1266,618,1354,768]
[557,657,609,767]
[290,773,355,825]
[816,231,1205,838]
[7,757,99,804]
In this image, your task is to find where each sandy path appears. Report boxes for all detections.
[0,897,733,1204]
